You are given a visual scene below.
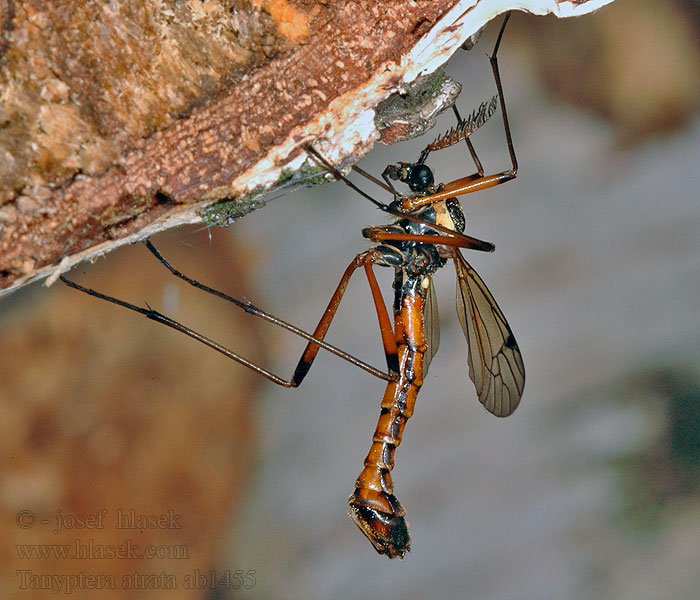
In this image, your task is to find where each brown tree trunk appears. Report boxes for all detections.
[0,0,613,296]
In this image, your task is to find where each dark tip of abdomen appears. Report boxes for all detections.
[348,495,411,558]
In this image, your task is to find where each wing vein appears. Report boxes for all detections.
[453,250,524,417]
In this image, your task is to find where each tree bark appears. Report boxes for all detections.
[0,0,614,296]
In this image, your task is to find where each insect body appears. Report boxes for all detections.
[334,152,524,558]
[305,14,524,557]
[60,14,523,559]
[346,206,449,557]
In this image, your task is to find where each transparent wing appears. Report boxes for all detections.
[423,276,440,375]
[453,250,524,417]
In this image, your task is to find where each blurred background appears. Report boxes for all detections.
[1,0,700,598]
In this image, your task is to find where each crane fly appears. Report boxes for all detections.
[60,14,524,558]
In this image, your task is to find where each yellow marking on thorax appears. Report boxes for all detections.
[433,201,456,231]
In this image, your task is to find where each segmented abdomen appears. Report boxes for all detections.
[348,291,426,559]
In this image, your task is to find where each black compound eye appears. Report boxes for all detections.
[407,164,434,192]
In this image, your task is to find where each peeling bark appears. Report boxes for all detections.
[0,0,614,297]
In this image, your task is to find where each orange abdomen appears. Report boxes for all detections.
[348,292,426,558]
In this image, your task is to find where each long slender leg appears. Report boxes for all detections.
[146,240,398,383]
[60,245,400,387]
[59,275,321,387]
[399,13,517,211]
[364,230,492,251]
[491,12,518,175]
[351,164,394,194]
[291,248,399,384]
[437,13,511,179]
[305,144,392,214]
[362,225,494,252]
